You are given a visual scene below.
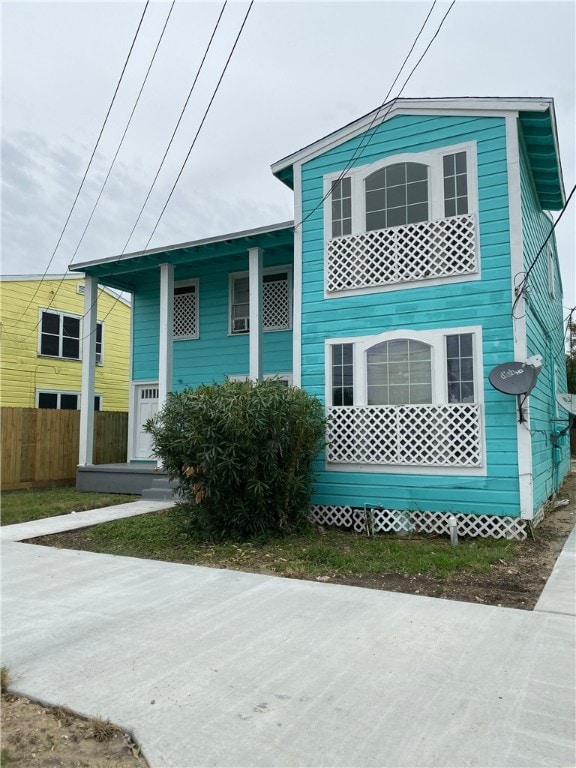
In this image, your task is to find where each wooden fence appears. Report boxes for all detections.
[1,408,128,490]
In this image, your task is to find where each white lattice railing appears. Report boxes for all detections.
[327,403,482,467]
[326,214,477,293]
[310,505,529,540]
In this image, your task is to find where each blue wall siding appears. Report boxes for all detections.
[300,114,522,516]
[132,251,293,387]
[519,130,571,509]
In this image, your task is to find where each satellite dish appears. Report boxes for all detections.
[556,393,576,415]
[488,362,540,396]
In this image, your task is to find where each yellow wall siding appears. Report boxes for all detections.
[0,277,130,410]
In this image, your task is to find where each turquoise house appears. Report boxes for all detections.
[73,97,571,539]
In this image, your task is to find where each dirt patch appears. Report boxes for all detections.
[0,691,148,767]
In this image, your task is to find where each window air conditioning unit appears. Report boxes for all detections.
[233,317,249,332]
[95,352,102,365]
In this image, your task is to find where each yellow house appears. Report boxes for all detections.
[0,274,130,411]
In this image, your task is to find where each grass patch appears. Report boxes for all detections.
[1,487,137,526]
[42,508,517,580]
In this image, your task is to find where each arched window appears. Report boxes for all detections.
[367,338,432,405]
[365,162,428,231]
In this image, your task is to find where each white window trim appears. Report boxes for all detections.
[323,142,480,298]
[36,389,102,410]
[173,279,199,341]
[228,265,293,335]
[324,326,486,476]
[38,308,104,364]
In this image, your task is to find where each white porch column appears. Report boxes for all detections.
[158,263,174,410]
[248,247,263,381]
[79,276,98,465]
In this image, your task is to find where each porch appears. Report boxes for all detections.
[76,462,178,499]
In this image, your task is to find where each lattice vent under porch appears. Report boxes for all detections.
[310,505,535,540]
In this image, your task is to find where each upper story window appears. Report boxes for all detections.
[230,267,292,334]
[367,339,432,405]
[324,144,478,295]
[173,280,199,340]
[39,310,104,363]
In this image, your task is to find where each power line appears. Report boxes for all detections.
[511,183,576,318]
[119,0,229,255]
[12,0,151,329]
[141,0,254,251]
[84,0,255,336]
[295,0,455,232]
[68,0,177,267]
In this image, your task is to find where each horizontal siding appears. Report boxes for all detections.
[518,129,571,508]
[0,278,130,410]
[300,113,522,517]
[132,252,293,386]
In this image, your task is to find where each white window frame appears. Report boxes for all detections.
[38,308,104,364]
[95,322,104,365]
[36,389,102,410]
[228,265,293,335]
[173,279,199,340]
[324,326,485,475]
[323,142,479,297]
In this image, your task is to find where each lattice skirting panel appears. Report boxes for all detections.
[309,504,546,540]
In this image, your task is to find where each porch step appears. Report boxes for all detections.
[141,477,179,501]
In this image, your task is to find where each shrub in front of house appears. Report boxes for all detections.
[145,379,326,541]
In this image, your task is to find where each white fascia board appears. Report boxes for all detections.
[1,273,83,282]
[272,98,554,177]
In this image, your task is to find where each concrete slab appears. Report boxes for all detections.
[535,523,576,616]
[0,500,175,542]
[2,541,574,768]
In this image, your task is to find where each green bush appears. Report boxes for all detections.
[145,379,326,541]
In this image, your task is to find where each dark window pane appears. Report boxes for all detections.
[444,176,455,199]
[443,154,455,175]
[407,180,428,205]
[447,358,460,380]
[460,382,475,402]
[385,207,406,228]
[446,335,460,357]
[332,345,343,366]
[42,312,60,334]
[456,197,469,215]
[386,184,406,209]
[365,189,387,213]
[460,358,474,381]
[406,203,428,224]
[342,344,353,365]
[62,337,80,359]
[94,396,101,411]
[384,164,406,187]
[38,392,58,409]
[63,316,80,339]
[406,163,428,182]
[342,198,352,218]
[333,368,343,387]
[60,394,78,410]
[333,389,343,406]
[459,333,473,356]
[365,168,388,192]
[445,199,456,217]
[455,152,467,174]
[332,220,342,238]
[343,387,354,406]
[456,174,468,197]
[41,335,59,356]
[343,366,354,386]
[366,210,387,231]
[96,324,103,343]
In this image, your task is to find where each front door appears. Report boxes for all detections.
[134,384,159,459]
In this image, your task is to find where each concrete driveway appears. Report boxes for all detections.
[1,503,575,768]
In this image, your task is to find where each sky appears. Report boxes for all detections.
[2,0,575,310]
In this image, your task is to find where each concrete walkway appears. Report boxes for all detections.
[1,501,574,768]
